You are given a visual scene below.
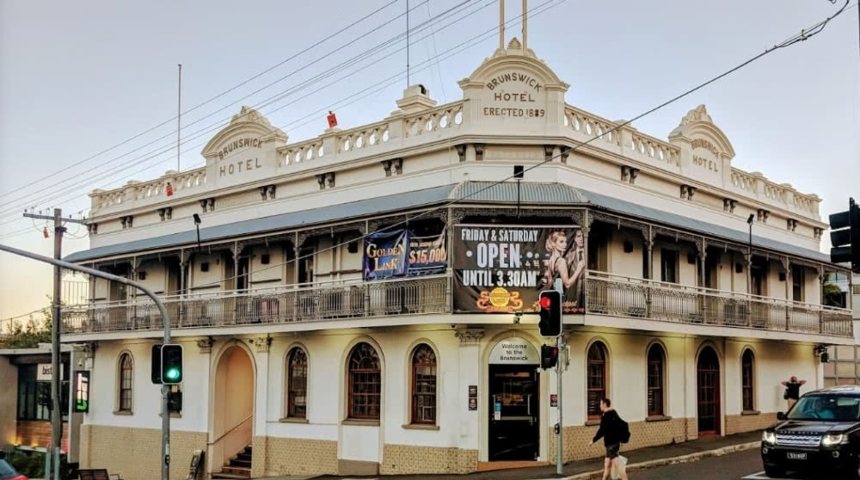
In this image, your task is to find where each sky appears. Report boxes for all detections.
[1,0,858,323]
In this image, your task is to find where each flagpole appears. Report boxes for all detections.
[177,64,182,172]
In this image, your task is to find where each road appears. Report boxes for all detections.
[633,448,827,480]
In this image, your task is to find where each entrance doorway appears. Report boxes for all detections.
[211,345,254,475]
[697,346,721,435]
[488,365,539,461]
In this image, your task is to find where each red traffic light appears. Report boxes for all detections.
[540,296,553,309]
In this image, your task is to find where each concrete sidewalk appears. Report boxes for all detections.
[257,430,763,480]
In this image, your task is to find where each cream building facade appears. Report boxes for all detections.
[58,37,853,480]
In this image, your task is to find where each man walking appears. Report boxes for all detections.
[781,376,806,410]
[590,398,629,480]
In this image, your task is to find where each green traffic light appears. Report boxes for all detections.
[165,367,181,381]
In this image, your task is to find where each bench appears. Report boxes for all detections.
[78,469,124,480]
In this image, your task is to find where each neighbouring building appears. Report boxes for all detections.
[59,28,853,480]
[0,343,87,464]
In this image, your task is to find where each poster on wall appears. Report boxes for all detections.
[407,231,448,276]
[453,224,586,314]
[363,229,447,280]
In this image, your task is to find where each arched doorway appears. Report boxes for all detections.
[696,346,721,435]
[211,344,254,476]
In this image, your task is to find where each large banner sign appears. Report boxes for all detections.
[364,229,446,280]
[453,225,586,314]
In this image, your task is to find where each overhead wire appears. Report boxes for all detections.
[170,0,852,291]
[0,0,486,223]
[0,0,403,201]
[0,0,497,226]
[1,0,848,320]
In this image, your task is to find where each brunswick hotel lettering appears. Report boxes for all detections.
[484,71,545,118]
[217,137,263,177]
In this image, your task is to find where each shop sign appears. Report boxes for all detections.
[363,229,447,280]
[488,337,539,365]
[468,385,478,411]
[37,363,64,381]
[453,225,586,313]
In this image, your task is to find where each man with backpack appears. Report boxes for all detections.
[590,397,630,480]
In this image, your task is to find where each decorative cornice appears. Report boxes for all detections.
[454,328,485,344]
[250,336,272,353]
[196,337,214,353]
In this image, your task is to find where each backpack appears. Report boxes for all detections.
[618,416,630,443]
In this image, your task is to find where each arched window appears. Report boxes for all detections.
[348,342,381,419]
[647,344,665,416]
[286,347,308,418]
[742,349,755,411]
[587,342,608,419]
[411,344,437,424]
[118,353,133,413]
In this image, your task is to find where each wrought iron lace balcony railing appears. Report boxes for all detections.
[585,272,853,337]
[61,275,450,334]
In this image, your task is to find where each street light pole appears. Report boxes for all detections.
[747,214,755,295]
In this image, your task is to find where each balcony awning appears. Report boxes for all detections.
[65,181,830,264]
[65,184,457,262]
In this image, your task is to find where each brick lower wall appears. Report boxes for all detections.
[263,436,338,476]
[80,424,206,480]
[550,418,693,463]
[725,412,776,435]
[381,444,479,474]
[16,421,69,451]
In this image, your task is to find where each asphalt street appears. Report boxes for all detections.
[633,447,836,480]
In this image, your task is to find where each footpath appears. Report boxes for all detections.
[260,430,762,480]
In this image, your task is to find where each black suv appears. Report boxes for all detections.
[761,385,860,478]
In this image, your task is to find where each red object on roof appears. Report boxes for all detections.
[326,111,338,128]
[166,182,174,197]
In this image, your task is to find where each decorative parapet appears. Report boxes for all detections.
[89,167,207,215]
[730,168,820,217]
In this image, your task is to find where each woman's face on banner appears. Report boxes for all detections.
[574,229,584,247]
[555,233,568,253]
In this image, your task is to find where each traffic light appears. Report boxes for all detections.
[538,290,562,337]
[830,197,860,273]
[541,345,559,369]
[161,344,183,384]
[151,344,163,384]
[167,388,183,413]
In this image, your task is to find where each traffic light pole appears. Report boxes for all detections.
[554,278,564,475]
[0,243,173,480]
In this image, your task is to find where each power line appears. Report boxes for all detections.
[177,0,852,291]
[0,0,494,224]
[0,0,482,222]
[0,0,403,201]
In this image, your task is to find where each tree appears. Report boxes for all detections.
[0,307,51,349]
[822,282,845,308]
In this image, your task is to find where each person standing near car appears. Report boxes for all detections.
[590,398,629,480]
[781,376,806,410]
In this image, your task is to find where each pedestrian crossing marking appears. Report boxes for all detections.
[742,472,791,479]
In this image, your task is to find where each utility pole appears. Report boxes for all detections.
[23,209,85,480]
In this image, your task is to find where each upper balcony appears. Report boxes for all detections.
[60,270,853,342]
